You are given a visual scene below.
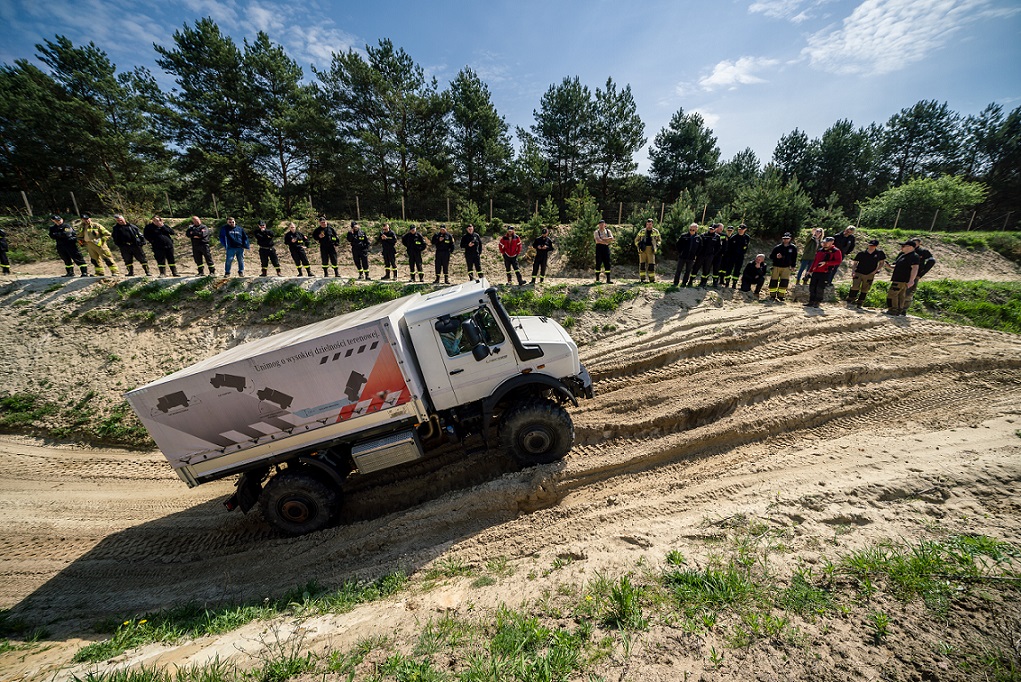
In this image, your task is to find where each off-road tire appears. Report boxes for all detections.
[499,399,574,466]
[260,469,340,536]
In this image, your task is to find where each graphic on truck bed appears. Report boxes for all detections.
[131,323,411,466]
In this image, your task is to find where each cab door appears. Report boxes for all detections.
[433,307,517,405]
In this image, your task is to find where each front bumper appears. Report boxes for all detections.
[563,364,595,400]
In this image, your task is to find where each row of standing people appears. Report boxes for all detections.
[43,214,556,285]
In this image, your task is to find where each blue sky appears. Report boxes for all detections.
[2,0,1019,172]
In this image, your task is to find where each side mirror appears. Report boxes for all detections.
[462,320,491,361]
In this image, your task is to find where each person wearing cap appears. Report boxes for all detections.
[346,221,371,280]
[740,254,768,296]
[49,215,88,277]
[218,216,250,276]
[634,218,661,283]
[254,220,282,277]
[593,219,614,283]
[718,224,750,288]
[828,225,857,285]
[460,224,483,282]
[902,237,936,312]
[431,224,455,284]
[530,227,555,285]
[111,214,151,277]
[0,226,9,276]
[885,241,920,315]
[767,233,798,302]
[402,224,428,282]
[312,216,341,277]
[144,216,179,277]
[846,239,887,307]
[283,222,313,276]
[693,223,722,287]
[805,236,843,308]
[185,216,215,275]
[796,227,824,286]
[672,223,701,287]
[379,222,399,280]
[79,214,120,276]
[498,226,525,286]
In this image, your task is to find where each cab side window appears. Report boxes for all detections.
[439,308,505,358]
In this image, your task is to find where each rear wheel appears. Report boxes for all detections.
[500,400,574,466]
[260,469,339,536]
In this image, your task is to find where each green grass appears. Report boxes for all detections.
[591,287,640,312]
[835,279,1021,334]
[72,573,408,663]
[500,286,588,316]
[0,392,58,428]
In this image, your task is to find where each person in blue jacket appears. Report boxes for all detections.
[218,216,250,276]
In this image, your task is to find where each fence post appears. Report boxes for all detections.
[966,210,976,231]
[892,207,901,231]
[21,191,32,217]
[929,209,939,234]
[355,196,360,220]
[211,194,220,220]
[489,198,493,221]
[855,206,862,228]
[164,192,173,217]
[1004,211,1014,230]
[534,199,538,217]
[618,202,622,225]
[69,191,80,217]
[700,204,707,224]
[401,196,406,221]
[447,196,451,223]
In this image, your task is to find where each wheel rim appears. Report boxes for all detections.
[521,426,554,454]
[279,496,316,524]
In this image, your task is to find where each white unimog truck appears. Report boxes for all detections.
[126,279,593,535]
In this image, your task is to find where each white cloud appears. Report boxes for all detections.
[749,0,834,22]
[691,108,721,128]
[801,0,1003,75]
[698,56,781,90]
[180,0,240,27]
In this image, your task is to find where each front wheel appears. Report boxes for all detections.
[260,469,340,536]
[500,400,574,466]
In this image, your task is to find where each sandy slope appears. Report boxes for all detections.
[1,282,1020,680]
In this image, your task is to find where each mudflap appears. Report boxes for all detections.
[224,471,264,513]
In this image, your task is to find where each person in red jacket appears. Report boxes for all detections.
[498,226,525,286]
[805,236,843,308]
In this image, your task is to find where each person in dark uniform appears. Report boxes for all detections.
[805,236,843,307]
[460,224,483,281]
[711,224,732,287]
[846,239,886,307]
[111,214,150,276]
[254,221,282,277]
[673,222,701,287]
[593,219,614,283]
[283,222,313,276]
[144,216,178,277]
[431,225,455,284]
[886,241,920,316]
[498,226,525,286]
[312,216,340,277]
[185,216,215,276]
[693,224,721,287]
[768,232,798,301]
[740,254,767,295]
[719,223,751,288]
[0,227,10,276]
[379,223,399,280]
[828,225,856,285]
[530,227,555,284]
[402,224,428,282]
[346,221,371,279]
[903,236,936,312]
[49,214,88,277]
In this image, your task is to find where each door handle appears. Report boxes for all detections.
[449,369,464,375]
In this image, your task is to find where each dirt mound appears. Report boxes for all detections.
[1,285,1020,680]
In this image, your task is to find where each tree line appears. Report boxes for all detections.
[1,17,1018,237]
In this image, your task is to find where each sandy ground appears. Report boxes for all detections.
[0,248,1020,680]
